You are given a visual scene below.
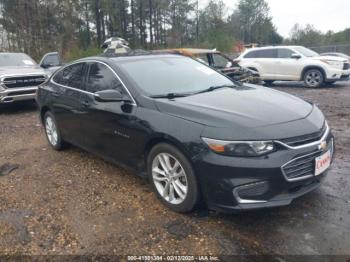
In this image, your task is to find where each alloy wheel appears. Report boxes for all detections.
[305,70,323,87]
[45,116,58,146]
[152,153,188,205]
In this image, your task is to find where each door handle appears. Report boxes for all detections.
[81,100,90,107]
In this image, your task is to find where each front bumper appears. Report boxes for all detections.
[194,132,334,213]
[325,67,350,81]
[0,86,38,103]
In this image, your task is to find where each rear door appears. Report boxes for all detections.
[51,62,87,145]
[243,49,277,79]
[255,49,278,79]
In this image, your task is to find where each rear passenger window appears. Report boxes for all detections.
[244,50,259,58]
[258,49,277,58]
[86,63,123,93]
[244,49,277,59]
[53,63,85,90]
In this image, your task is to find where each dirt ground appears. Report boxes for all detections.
[0,81,349,257]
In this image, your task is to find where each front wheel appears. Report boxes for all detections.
[147,143,200,213]
[304,69,324,88]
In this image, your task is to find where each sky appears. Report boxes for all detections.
[199,0,350,37]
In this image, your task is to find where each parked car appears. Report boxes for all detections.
[39,52,64,76]
[36,54,334,213]
[320,52,350,62]
[155,48,261,84]
[237,46,350,87]
[0,52,48,104]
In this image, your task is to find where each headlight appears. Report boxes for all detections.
[202,137,275,157]
[320,59,343,67]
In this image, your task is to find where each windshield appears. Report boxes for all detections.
[116,56,233,96]
[0,53,37,67]
[293,47,319,57]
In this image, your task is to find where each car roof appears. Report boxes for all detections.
[75,54,184,64]
[155,48,220,55]
[244,46,303,51]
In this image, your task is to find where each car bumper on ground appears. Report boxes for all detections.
[194,133,334,213]
[0,86,38,103]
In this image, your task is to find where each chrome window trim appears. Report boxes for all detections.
[275,122,330,150]
[50,60,137,106]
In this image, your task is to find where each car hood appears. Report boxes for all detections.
[0,66,47,77]
[155,85,313,129]
[312,55,347,63]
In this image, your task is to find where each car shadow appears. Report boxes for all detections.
[0,101,38,115]
[268,81,350,89]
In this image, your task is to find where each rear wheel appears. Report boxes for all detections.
[304,69,324,88]
[147,143,200,213]
[44,112,64,150]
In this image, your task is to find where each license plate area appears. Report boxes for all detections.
[315,150,331,176]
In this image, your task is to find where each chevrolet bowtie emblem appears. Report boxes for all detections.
[319,141,328,151]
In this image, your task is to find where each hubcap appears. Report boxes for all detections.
[152,153,188,205]
[306,71,322,87]
[45,116,58,146]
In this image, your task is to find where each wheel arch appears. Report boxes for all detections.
[301,66,326,81]
[40,106,51,124]
[144,134,192,162]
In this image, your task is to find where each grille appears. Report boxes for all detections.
[2,75,46,89]
[279,124,327,147]
[344,63,350,70]
[7,90,37,96]
[282,139,334,181]
[282,150,322,180]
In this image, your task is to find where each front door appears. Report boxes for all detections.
[79,62,139,166]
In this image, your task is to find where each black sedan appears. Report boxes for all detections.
[36,54,334,213]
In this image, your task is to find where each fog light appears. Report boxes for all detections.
[233,181,269,204]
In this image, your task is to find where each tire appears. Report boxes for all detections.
[43,111,64,150]
[303,69,324,88]
[147,143,200,213]
[264,80,274,86]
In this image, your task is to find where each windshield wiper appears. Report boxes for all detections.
[150,93,190,99]
[194,84,236,95]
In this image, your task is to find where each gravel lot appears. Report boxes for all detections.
[0,81,349,257]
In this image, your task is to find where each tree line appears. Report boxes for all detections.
[0,0,348,61]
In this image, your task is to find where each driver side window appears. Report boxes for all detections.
[86,63,123,94]
[278,49,294,59]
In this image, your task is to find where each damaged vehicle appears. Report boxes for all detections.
[156,48,261,84]
[37,54,334,213]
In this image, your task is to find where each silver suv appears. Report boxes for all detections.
[0,52,62,104]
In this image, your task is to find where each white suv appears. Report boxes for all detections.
[236,46,350,87]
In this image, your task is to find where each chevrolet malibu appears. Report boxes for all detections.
[36,54,334,213]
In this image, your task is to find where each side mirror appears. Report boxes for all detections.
[95,89,127,102]
[291,54,302,59]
